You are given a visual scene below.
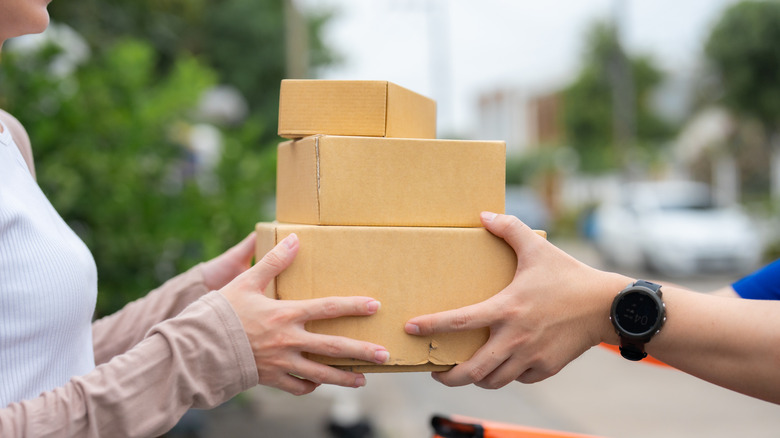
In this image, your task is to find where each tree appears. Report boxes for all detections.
[705,1,780,130]
[0,39,251,315]
[562,21,673,174]
[48,0,337,138]
[1,1,339,315]
[704,0,780,197]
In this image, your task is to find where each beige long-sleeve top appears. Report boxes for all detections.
[0,266,259,437]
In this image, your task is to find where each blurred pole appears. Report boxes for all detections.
[610,0,636,181]
[284,0,310,79]
[427,0,452,136]
[771,133,780,200]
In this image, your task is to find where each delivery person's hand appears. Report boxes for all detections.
[220,233,390,395]
[405,212,625,389]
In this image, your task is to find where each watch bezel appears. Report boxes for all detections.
[610,283,666,340]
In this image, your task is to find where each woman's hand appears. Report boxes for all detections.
[200,232,258,292]
[220,233,390,396]
[405,212,626,389]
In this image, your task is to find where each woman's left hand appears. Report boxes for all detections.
[200,232,257,292]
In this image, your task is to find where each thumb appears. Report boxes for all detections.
[249,233,299,290]
[480,212,539,255]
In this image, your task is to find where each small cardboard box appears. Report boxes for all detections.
[276,135,506,227]
[255,222,547,372]
[278,80,437,139]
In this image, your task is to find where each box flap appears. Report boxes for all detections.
[276,136,321,225]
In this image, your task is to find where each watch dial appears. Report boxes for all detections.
[615,291,660,335]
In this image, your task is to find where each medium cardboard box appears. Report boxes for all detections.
[255,222,546,372]
[276,135,506,227]
[278,80,437,139]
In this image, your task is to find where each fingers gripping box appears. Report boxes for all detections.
[256,222,547,372]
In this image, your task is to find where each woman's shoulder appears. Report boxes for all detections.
[0,108,36,179]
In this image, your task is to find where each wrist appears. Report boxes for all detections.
[594,271,634,346]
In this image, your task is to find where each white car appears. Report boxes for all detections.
[591,181,763,277]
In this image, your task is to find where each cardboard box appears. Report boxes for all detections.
[255,222,547,372]
[278,80,437,139]
[276,135,506,227]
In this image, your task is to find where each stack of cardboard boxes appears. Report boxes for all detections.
[256,80,543,372]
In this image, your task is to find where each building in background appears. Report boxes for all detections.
[476,87,563,156]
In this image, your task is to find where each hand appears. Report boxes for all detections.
[405,212,626,389]
[220,233,390,395]
[200,232,258,292]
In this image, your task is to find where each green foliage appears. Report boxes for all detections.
[704,1,780,201]
[705,1,780,128]
[506,147,574,186]
[0,40,275,315]
[1,1,337,315]
[562,21,674,174]
[48,0,337,140]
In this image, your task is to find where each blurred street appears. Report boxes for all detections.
[190,238,780,438]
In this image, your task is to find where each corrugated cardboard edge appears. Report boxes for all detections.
[335,364,453,373]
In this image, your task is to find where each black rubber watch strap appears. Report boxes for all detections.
[635,279,662,294]
[619,338,649,361]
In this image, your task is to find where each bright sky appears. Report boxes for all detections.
[299,0,741,138]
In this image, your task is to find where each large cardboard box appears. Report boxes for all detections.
[255,222,546,372]
[276,135,506,227]
[278,80,437,139]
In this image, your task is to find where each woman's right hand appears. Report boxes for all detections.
[219,233,389,396]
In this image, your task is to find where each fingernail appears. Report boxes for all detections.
[405,323,420,335]
[374,350,390,364]
[367,300,381,313]
[282,233,298,249]
[481,212,497,223]
[354,375,366,387]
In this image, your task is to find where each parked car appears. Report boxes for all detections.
[591,180,762,277]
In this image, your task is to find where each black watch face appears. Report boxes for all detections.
[614,290,661,336]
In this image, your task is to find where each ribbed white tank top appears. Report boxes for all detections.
[0,122,97,406]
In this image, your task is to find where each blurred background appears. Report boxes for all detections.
[2,0,780,436]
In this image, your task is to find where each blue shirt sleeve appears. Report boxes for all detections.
[732,259,780,300]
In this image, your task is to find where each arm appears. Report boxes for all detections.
[92,233,256,365]
[0,109,35,179]
[92,264,209,365]
[1,292,257,438]
[709,286,740,298]
[406,212,780,404]
[1,236,389,437]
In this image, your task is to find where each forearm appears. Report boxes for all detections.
[643,287,780,403]
[586,271,780,402]
[1,292,257,437]
[92,264,210,365]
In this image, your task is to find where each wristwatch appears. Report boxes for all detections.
[610,280,666,361]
